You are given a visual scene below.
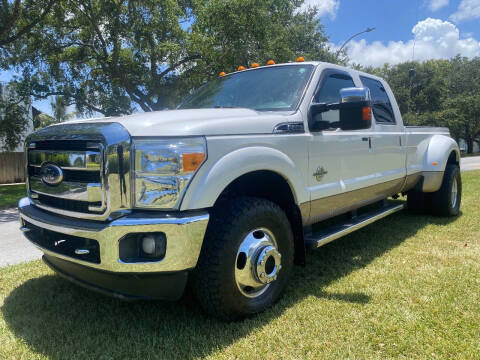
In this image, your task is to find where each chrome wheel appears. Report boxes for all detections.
[451,177,458,208]
[234,228,282,298]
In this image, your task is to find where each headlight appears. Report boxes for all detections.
[133,137,206,209]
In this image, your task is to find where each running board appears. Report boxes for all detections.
[305,203,405,249]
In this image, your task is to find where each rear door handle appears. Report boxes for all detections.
[362,137,372,149]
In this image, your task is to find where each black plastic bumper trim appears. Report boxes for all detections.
[43,255,188,301]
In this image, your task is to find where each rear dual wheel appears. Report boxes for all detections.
[431,164,461,216]
[408,164,461,216]
[192,197,294,321]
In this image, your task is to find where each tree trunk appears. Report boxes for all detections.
[466,125,473,154]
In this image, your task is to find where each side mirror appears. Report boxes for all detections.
[310,87,372,131]
[309,103,333,131]
[338,87,372,130]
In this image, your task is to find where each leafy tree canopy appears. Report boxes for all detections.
[33,112,55,130]
[0,82,30,151]
[3,0,340,118]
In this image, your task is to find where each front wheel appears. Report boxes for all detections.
[430,164,462,216]
[192,197,294,321]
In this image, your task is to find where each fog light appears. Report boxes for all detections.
[141,233,166,258]
[142,235,156,254]
[119,232,167,263]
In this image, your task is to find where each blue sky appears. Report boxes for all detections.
[2,0,479,116]
[315,0,480,66]
[324,0,480,44]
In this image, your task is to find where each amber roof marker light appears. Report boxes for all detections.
[237,66,246,71]
[296,57,305,62]
[267,60,275,65]
[219,71,226,77]
[251,63,260,68]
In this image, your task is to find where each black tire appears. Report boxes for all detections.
[407,190,430,214]
[192,197,294,321]
[430,164,462,216]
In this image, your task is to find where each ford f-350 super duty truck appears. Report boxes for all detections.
[18,61,461,320]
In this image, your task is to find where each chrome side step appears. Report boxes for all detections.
[305,203,405,249]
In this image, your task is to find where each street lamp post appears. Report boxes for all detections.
[336,27,376,56]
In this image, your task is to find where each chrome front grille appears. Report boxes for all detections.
[27,141,106,214]
[25,122,132,221]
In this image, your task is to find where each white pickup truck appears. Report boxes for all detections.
[19,61,461,320]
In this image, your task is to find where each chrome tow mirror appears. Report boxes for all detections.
[340,87,371,103]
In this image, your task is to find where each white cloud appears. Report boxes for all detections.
[299,0,340,19]
[450,0,480,22]
[338,18,480,67]
[429,0,449,11]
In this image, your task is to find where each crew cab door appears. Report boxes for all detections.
[359,76,406,188]
[307,69,375,222]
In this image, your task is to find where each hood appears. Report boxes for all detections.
[62,108,301,137]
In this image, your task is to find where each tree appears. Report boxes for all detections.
[33,112,55,129]
[4,0,339,116]
[0,0,59,149]
[0,0,58,59]
[0,83,30,151]
[446,95,480,153]
[51,95,75,122]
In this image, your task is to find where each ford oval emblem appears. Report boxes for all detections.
[40,163,64,186]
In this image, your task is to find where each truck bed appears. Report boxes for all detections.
[405,126,450,135]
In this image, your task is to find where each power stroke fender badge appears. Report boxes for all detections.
[40,162,64,186]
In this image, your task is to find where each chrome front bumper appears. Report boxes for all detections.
[18,197,209,273]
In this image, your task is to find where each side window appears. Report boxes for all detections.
[312,73,355,130]
[360,76,396,124]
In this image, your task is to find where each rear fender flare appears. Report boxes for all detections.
[422,135,460,192]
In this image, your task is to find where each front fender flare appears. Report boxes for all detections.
[180,146,309,210]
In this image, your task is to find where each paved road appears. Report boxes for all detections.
[1,156,479,268]
[461,156,480,172]
[0,208,42,267]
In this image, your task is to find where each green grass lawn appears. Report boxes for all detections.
[1,172,480,359]
[0,184,25,210]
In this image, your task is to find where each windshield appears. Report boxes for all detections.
[179,64,314,111]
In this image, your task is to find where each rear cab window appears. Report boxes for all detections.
[360,76,396,125]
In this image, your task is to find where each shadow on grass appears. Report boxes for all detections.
[2,208,460,359]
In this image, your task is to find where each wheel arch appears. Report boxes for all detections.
[180,146,309,264]
[215,170,307,265]
[424,135,460,172]
[422,135,460,192]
